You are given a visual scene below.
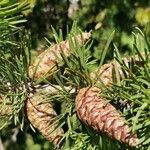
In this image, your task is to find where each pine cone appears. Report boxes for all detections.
[29,32,91,80]
[96,63,115,86]
[75,87,139,147]
[90,56,144,87]
[90,60,126,87]
[0,96,12,116]
[0,104,12,116]
[26,94,64,148]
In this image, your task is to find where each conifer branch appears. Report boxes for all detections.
[0,5,149,148]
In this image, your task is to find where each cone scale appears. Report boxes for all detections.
[75,87,139,147]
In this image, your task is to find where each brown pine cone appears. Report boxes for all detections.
[29,32,91,80]
[90,60,126,87]
[26,94,64,148]
[0,104,12,116]
[90,55,144,87]
[0,96,12,116]
[96,63,115,86]
[75,87,139,147]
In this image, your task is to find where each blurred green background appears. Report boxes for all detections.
[25,0,150,60]
[0,0,150,149]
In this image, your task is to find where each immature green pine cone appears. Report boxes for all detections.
[75,87,139,147]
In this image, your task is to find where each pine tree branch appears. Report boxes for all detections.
[0,84,76,115]
[0,49,146,122]
[0,27,91,148]
[0,18,149,149]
